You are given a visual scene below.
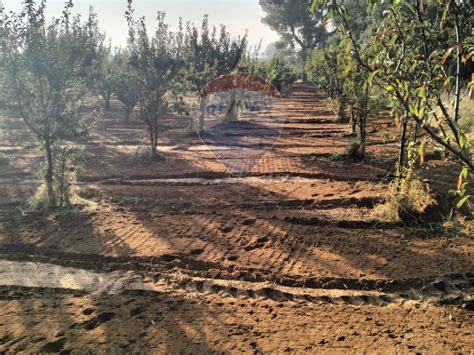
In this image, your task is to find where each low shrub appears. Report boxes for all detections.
[373,170,436,223]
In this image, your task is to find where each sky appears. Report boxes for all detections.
[1,0,279,51]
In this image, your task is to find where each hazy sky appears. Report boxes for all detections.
[1,0,279,50]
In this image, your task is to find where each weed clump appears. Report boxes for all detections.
[29,145,85,210]
[373,170,435,223]
[130,145,165,162]
[346,138,366,161]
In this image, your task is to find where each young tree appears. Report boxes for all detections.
[313,0,474,211]
[306,43,349,121]
[307,40,376,158]
[371,1,473,173]
[345,60,372,159]
[182,15,247,93]
[91,42,114,110]
[0,1,98,208]
[126,3,182,158]
[112,49,140,121]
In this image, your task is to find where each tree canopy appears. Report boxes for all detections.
[0,0,100,207]
[259,0,331,61]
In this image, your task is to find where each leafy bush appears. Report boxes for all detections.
[238,56,298,93]
[267,60,299,92]
[306,44,348,121]
[130,145,155,161]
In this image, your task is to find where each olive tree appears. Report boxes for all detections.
[0,0,98,208]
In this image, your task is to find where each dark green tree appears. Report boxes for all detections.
[306,42,349,121]
[259,0,330,64]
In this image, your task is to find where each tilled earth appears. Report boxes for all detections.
[0,82,472,353]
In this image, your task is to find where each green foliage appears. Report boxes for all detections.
[312,0,474,215]
[328,152,344,161]
[90,41,114,109]
[111,49,140,121]
[450,167,473,217]
[129,145,156,161]
[259,0,330,63]
[181,15,247,92]
[0,0,98,208]
[239,51,299,93]
[126,3,183,158]
[265,60,299,92]
[306,43,347,99]
[306,37,376,139]
[368,0,473,213]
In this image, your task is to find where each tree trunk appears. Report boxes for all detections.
[150,142,157,157]
[125,105,133,122]
[453,11,461,121]
[398,114,409,179]
[104,92,111,110]
[149,128,157,158]
[44,139,56,208]
[413,122,419,143]
[149,119,159,158]
[337,97,348,123]
[351,109,357,135]
[224,90,238,122]
[59,155,66,208]
[359,112,366,144]
[198,98,206,131]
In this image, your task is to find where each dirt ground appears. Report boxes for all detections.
[0,82,473,353]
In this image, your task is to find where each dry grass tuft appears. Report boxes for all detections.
[373,170,435,222]
[442,217,474,238]
[459,97,474,144]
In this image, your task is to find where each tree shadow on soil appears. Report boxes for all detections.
[0,286,227,353]
[0,85,473,352]
[0,202,225,352]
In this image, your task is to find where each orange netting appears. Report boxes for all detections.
[199,73,280,98]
